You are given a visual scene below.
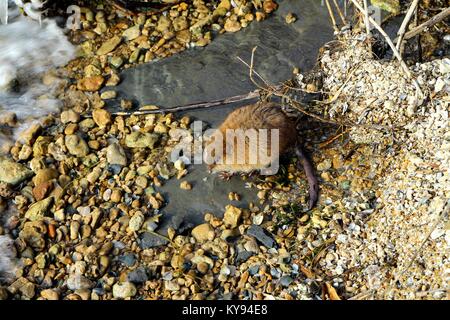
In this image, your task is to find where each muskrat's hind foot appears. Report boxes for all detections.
[218,172,234,181]
[295,145,319,210]
[239,171,258,179]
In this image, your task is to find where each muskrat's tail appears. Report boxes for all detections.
[295,144,319,210]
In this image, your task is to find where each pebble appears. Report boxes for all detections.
[24,197,53,221]
[100,90,117,99]
[191,223,215,243]
[97,36,122,55]
[123,25,141,41]
[92,109,112,128]
[180,181,192,190]
[106,143,127,166]
[125,131,159,148]
[111,189,122,203]
[112,282,137,299]
[65,134,90,157]
[61,110,80,124]
[285,13,297,24]
[0,158,34,186]
[127,267,148,284]
[67,274,94,291]
[247,225,276,248]
[139,232,169,249]
[40,289,59,300]
[77,75,105,92]
[223,205,242,228]
[128,212,145,232]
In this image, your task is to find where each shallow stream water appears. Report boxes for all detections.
[110,0,335,239]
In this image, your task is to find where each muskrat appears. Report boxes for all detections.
[205,101,319,209]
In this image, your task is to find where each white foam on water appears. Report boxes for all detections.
[0,235,17,282]
[0,4,75,147]
[0,4,74,282]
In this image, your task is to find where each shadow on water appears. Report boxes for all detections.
[109,0,334,242]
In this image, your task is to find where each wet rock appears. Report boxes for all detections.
[223,205,242,228]
[111,189,122,203]
[70,221,80,240]
[125,131,159,149]
[92,109,112,128]
[61,110,80,124]
[129,48,141,63]
[218,0,231,11]
[279,275,294,287]
[236,251,254,263]
[65,134,90,157]
[77,75,105,92]
[285,12,297,24]
[247,225,276,248]
[40,289,59,300]
[128,212,145,232]
[172,16,188,31]
[8,277,35,299]
[224,18,241,33]
[100,90,117,99]
[135,176,148,188]
[0,158,33,186]
[18,145,32,160]
[32,136,52,158]
[0,112,17,126]
[106,142,127,166]
[97,36,122,55]
[123,25,141,41]
[180,181,192,190]
[106,73,121,86]
[112,282,136,299]
[118,253,136,267]
[67,274,94,291]
[156,15,172,33]
[139,232,169,249]
[79,118,96,131]
[84,64,101,77]
[110,56,123,68]
[0,287,8,300]
[263,0,278,14]
[18,123,41,145]
[33,168,58,186]
[19,221,46,250]
[127,267,148,284]
[191,223,214,242]
[165,280,180,291]
[317,159,332,171]
[32,181,53,201]
[25,197,53,221]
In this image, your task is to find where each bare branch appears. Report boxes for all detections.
[403,7,450,40]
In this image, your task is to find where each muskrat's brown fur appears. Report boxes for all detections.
[206,102,319,209]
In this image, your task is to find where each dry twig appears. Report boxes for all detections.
[332,0,347,25]
[403,7,450,40]
[395,0,420,54]
[325,0,339,32]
